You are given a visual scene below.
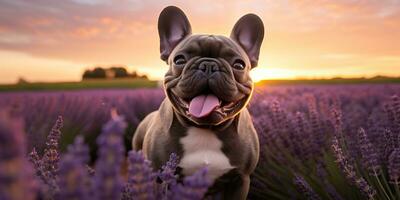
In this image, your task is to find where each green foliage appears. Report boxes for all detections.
[0,78,157,91]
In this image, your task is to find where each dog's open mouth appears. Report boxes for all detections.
[170,92,244,119]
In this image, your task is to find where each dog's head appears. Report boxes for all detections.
[159,6,264,126]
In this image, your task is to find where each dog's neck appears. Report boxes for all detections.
[173,110,237,131]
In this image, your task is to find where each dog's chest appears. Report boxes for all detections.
[179,127,234,181]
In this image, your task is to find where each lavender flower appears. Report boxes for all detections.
[122,151,156,200]
[308,100,326,159]
[0,113,37,200]
[159,153,179,186]
[27,116,63,195]
[331,108,343,136]
[158,153,179,199]
[28,148,43,179]
[1,83,400,199]
[357,127,381,175]
[293,174,322,200]
[67,136,90,163]
[388,148,400,184]
[42,115,63,180]
[383,129,397,160]
[170,168,211,200]
[28,147,57,198]
[56,136,91,200]
[86,165,96,176]
[92,110,126,200]
[390,95,400,133]
[293,112,310,160]
[331,136,376,199]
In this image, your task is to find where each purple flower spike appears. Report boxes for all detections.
[331,108,343,136]
[122,150,156,200]
[56,136,91,200]
[357,128,381,175]
[0,113,37,200]
[293,174,322,200]
[388,148,400,184]
[159,153,179,186]
[158,153,179,199]
[331,136,376,199]
[42,116,63,180]
[28,147,58,198]
[171,167,211,200]
[67,136,90,163]
[92,110,126,200]
[29,148,42,177]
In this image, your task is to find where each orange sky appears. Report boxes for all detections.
[0,0,400,83]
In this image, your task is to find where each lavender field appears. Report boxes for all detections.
[1,84,400,200]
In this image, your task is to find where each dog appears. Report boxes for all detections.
[133,6,264,199]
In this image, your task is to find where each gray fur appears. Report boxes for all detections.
[133,6,264,199]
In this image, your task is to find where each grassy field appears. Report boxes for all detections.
[0,77,399,92]
[0,78,158,91]
[256,77,400,85]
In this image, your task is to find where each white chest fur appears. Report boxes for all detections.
[179,127,234,181]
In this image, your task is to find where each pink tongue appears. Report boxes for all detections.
[189,94,220,118]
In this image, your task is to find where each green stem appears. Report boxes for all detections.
[373,171,392,200]
[380,172,396,200]
[394,180,400,200]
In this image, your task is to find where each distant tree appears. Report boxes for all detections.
[110,67,129,78]
[82,66,149,80]
[129,71,138,78]
[83,70,94,79]
[92,67,106,78]
[140,74,148,79]
[17,77,29,84]
[83,67,106,79]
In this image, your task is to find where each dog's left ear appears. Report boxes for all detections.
[231,14,264,68]
[158,6,192,62]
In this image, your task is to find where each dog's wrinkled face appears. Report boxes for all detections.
[158,6,264,126]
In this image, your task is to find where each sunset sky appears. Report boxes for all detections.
[1,0,400,83]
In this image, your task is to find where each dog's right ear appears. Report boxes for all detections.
[158,6,192,63]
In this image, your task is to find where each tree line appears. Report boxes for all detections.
[82,66,148,80]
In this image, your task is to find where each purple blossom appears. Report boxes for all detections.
[388,148,400,184]
[0,85,400,199]
[92,110,127,200]
[331,136,376,199]
[331,108,343,137]
[42,115,63,180]
[122,150,156,200]
[158,153,180,199]
[56,136,91,200]
[293,174,322,200]
[0,113,37,200]
[357,127,381,175]
[170,168,211,200]
[159,153,179,186]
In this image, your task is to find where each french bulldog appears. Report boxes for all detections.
[133,6,264,199]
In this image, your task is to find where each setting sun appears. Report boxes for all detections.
[250,67,300,82]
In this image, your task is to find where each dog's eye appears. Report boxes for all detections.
[233,59,245,70]
[173,55,186,65]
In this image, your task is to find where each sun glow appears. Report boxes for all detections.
[250,67,299,82]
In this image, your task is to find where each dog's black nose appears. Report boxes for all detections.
[198,61,219,75]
